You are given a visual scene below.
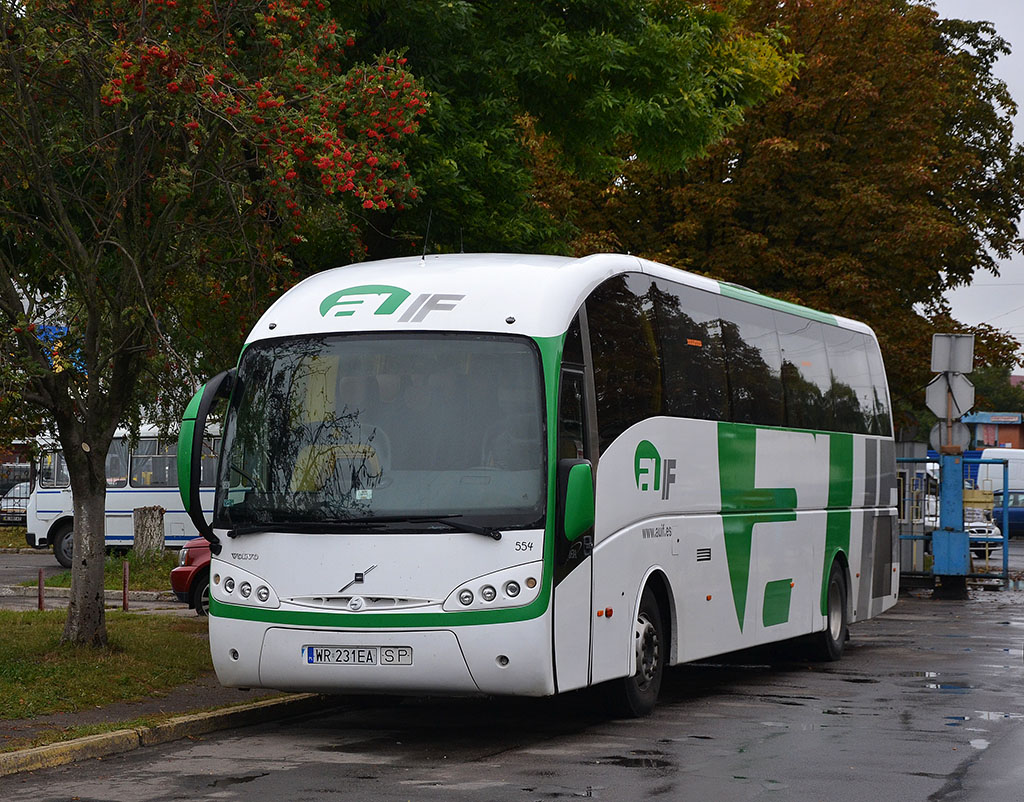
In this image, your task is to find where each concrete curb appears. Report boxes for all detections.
[0,693,336,777]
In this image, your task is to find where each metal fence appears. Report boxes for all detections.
[896,456,1010,586]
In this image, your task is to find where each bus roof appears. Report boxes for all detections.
[248,253,874,342]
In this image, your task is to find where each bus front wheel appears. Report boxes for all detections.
[811,563,848,661]
[607,587,664,717]
[53,523,74,569]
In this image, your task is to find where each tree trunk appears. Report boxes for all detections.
[61,445,109,647]
[133,506,165,558]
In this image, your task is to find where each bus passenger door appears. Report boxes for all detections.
[552,368,594,693]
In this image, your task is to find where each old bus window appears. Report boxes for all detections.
[651,279,729,420]
[131,439,178,487]
[866,342,892,435]
[38,450,70,488]
[717,296,784,426]
[105,439,129,488]
[823,326,873,434]
[587,274,662,451]
[775,312,833,431]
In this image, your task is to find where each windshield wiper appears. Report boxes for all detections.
[350,514,503,540]
[225,514,501,539]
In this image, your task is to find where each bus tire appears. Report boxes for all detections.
[812,563,848,661]
[190,569,210,617]
[53,523,74,569]
[608,587,664,717]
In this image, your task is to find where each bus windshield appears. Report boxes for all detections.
[215,333,547,533]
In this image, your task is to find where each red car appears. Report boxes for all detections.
[171,536,211,616]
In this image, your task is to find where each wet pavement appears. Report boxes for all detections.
[1,577,1021,799]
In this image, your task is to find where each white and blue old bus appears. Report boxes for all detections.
[26,425,218,567]
[179,253,898,715]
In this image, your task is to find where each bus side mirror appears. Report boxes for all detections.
[178,369,235,552]
[559,460,594,543]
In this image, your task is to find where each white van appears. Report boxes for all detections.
[975,447,1024,492]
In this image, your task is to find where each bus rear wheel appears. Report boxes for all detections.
[53,523,74,569]
[607,587,664,717]
[811,563,848,661]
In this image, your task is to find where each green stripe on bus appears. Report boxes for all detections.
[717,282,838,326]
[762,578,793,627]
[822,432,854,615]
[210,593,549,627]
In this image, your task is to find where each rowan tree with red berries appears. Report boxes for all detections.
[0,0,426,645]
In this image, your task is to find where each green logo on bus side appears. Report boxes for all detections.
[634,440,676,499]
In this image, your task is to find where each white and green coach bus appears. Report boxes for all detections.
[178,253,897,715]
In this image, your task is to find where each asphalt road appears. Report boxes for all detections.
[2,570,1022,800]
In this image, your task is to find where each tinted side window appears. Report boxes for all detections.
[562,313,584,366]
[775,313,833,431]
[587,274,662,451]
[865,341,892,436]
[823,326,873,434]
[718,296,784,426]
[651,279,729,421]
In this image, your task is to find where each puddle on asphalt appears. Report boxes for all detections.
[208,772,269,787]
[969,739,990,750]
[925,682,972,693]
[944,715,970,726]
[595,750,673,769]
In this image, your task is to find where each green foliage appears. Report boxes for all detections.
[331,0,796,259]
[970,365,1024,413]
[0,0,426,643]
[0,611,211,720]
[560,0,1024,426]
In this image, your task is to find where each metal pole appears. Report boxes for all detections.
[1002,462,1009,584]
[122,560,129,611]
[37,568,43,611]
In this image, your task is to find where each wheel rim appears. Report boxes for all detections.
[60,531,74,563]
[827,579,843,642]
[634,611,660,690]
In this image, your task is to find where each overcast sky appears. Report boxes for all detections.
[930,0,1024,360]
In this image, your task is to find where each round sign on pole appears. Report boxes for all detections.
[928,421,970,452]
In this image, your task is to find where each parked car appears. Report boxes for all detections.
[967,521,1002,560]
[991,490,1024,538]
[171,536,211,616]
[0,481,29,526]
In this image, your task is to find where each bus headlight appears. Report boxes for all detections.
[212,564,280,609]
[443,562,542,612]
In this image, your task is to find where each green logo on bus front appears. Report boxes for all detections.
[320,285,465,323]
[634,440,676,500]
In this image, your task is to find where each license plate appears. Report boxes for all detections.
[304,646,413,666]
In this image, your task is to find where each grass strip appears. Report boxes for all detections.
[23,551,180,592]
[0,527,27,549]
[0,610,212,721]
